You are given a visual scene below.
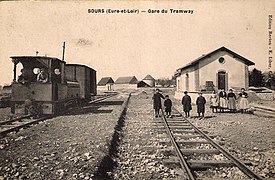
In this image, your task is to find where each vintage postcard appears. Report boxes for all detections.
[0,0,274,179]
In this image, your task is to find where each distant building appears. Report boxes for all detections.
[175,46,255,98]
[142,74,155,87]
[97,77,114,91]
[137,80,150,88]
[114,76,138,90]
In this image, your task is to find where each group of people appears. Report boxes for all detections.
[152,89,207,119]
[152,89,172,118]
[152,88,250,119]
[18,68,49,85]
[210,88,249,113]
[182,91,206,119]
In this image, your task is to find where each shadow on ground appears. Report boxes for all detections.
[63,101,124,116]
[93,101,124,106]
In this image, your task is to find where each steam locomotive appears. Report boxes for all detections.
[10,56,96,115]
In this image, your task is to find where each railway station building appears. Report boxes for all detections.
[174,46,255,99]
[97,77,114,91]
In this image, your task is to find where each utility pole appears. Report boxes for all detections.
[62,42,66,61]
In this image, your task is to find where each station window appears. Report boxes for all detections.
[219,57,225,64]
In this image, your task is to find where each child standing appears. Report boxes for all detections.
[164,95,172,118]
[196,92,206,119]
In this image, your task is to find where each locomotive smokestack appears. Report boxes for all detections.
[62,42,66,61]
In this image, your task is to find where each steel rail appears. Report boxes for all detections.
[254,106,275,113]
[89,93,118,104]
[173,107,263,180]
[254,107,275,117]
[160,109,195,180]
[0,115,51,137]
[0,93,118,138]
[0,115,31,126]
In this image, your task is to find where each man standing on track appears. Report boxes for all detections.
[196,92,206,119]
[182,91,192,118]
[152,88,164,118]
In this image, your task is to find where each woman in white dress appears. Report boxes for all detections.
[227,89,237,112]
[210,90,219,113]
[219,89,227,112]
[239,88,249,113]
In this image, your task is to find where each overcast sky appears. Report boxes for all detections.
[0,1,274,85]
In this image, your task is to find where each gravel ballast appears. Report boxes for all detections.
[113,92,187,179]
[0,94,128,179]
[1,88,274,179]
[173,96,275,179]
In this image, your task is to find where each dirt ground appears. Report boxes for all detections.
[0,94,128,179]
[0,108,11,122]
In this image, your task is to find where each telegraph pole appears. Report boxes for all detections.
[62,42,66,61]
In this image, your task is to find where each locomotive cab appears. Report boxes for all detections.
[10,56,80,115]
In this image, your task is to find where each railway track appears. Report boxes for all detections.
[254,106,275,118]
[89,92,118,104]
[0,115,52,138]
[0,93,118,138]
[156,107,262,180]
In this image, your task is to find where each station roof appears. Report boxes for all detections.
[115,76,138,84]
[176,46,255,72]
[97,77,114,86]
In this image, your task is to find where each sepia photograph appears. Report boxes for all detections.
[0,0,274,179]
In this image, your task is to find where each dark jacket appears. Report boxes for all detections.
[219,91,227,98]
[196,96,206,113]
[164,99,172,112]
[227,92,236,99]
[152,92,164,109]
[182,95,192,112]
[239,92,248,98]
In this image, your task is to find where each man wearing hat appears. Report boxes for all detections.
[152,88,164,118]
[196,92,206,119]
[181,91,192,118]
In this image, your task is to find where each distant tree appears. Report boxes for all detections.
[249,68,264,87]
[263,71,275,89]
[171,75,176,86]
[156,78,173,87]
